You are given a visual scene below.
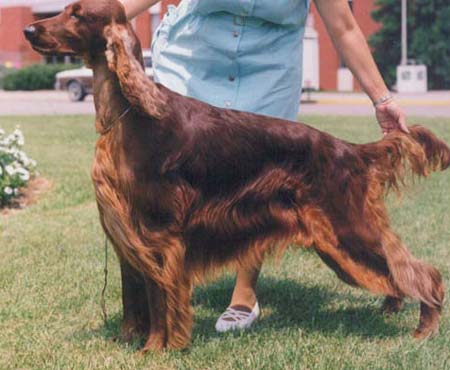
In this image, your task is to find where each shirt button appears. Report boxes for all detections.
[225,101,231,107]
[232,31,239,38]
[228,75,235,82]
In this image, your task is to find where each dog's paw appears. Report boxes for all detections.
[380,296,403,316]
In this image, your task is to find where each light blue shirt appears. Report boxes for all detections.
[152,0,310,120]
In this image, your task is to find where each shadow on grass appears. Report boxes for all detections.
[192,276,403,340]
[76,275,404,349]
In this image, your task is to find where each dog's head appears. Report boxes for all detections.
[23,0,127,58]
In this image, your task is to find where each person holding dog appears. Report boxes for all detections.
[119,0,409,332]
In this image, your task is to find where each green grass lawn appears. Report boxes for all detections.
[1,115,449,370]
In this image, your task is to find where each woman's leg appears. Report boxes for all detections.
[229,262,261,308]
[215,260,262,332]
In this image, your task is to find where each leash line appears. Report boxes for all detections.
[100,235,109,325]
[99,106,133,135]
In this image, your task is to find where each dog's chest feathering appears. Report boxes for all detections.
[91,137,139,267]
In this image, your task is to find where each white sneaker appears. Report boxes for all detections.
[215,302,260,333]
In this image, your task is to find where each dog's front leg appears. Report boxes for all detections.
[118,259,149,343]
[142,277,167,351]
[142,276,194,352]
[141,237,194,352]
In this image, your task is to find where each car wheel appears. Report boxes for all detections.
[67,81,86,102]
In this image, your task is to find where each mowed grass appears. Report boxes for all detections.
[0,115,449,370]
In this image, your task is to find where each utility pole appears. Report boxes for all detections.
[397,0,427,93]
[401,0,407,65]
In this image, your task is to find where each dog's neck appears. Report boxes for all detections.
[91,55,130,134]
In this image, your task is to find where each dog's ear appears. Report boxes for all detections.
[104,22,144,72]
[104,24,119,72]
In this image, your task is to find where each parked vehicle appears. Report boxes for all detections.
[55,49,153,101]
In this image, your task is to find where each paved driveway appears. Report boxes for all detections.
[0,90,94,116]
[1,90,450,118]
[300,91,450,118]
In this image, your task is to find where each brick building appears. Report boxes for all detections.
[0,0,380,91]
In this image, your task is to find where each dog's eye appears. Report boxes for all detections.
[71,13,83,20]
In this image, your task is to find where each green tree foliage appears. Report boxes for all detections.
[370,0,450,89]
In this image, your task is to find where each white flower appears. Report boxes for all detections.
[5,165,14,176]
[0,128,36,203]
[16,168,30,181]
[4,186,13,195]
[12,129,25,146]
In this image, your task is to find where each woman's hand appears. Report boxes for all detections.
[375,99,409,135]
[313,0,410,136]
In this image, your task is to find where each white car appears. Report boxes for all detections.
[55,49,153,101]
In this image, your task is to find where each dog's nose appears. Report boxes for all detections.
[23,26,37,40]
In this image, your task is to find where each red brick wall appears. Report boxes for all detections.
[0,6,40,67]
[161,0,180,18]
[311,1,381,91]
[135,12,152,49]
[310,3,340,91]
[352,0,381,91]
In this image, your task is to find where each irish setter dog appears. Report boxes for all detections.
[25,0,449,352]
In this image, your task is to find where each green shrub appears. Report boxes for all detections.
[2,64,79,91]
[0,65,8,89]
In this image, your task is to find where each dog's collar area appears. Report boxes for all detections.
[98,105,133,135]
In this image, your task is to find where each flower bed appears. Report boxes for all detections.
[0,127,37,207]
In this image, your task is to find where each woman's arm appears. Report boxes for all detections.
[118,0,161,19]
[314,0,408,134]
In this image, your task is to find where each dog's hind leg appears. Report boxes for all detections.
[299,206,398,296]
[314,226,444,338]
[118,259,149,343]
[379,230,444,339]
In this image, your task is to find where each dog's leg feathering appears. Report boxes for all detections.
[141,236,194,352]
[380,230,444,339]
[305,202,443,339]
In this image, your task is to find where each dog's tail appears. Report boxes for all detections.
[358,125,450,193]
